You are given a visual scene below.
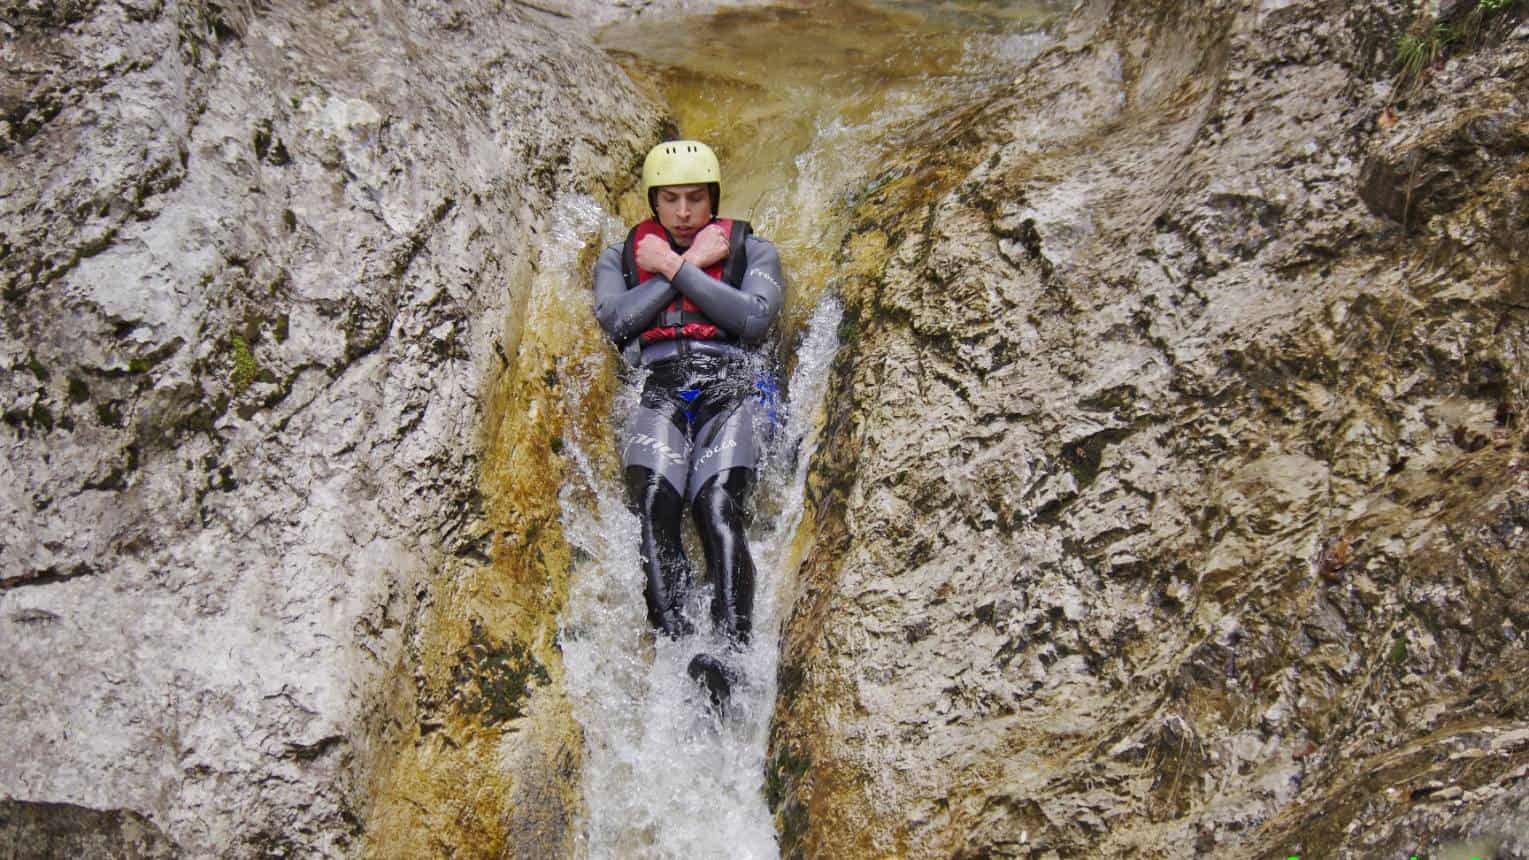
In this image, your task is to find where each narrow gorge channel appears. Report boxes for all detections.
[555,3,1069,854]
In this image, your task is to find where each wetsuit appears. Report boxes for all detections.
[591,225,785,645]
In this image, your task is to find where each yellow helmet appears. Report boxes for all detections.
[641,140,721,205]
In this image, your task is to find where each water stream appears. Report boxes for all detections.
[553,2,1070,855]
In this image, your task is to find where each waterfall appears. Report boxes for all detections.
[555,198,841,856]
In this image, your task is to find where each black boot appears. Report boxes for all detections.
[687,652,738,712]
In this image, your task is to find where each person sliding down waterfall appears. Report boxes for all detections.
[590,140,786,711]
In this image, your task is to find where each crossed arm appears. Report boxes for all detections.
[592,225,786,345]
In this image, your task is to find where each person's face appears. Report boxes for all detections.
[653,184,713,247]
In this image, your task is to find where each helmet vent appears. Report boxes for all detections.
[640,139,722,208]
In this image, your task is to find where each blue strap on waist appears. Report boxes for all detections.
[679,387,702,424]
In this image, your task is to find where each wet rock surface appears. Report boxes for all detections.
[0,800,180,860]
[770,0,1529,856]
[1,0,658,856]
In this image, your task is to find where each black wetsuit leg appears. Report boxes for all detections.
[622,352,763,650]
[692,467,756,645]
[625,464,695,638]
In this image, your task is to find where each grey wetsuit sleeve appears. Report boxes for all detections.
[592,244,678,343]
[669,236,785,344]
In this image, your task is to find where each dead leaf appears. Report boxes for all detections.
[1317,534,1353,582]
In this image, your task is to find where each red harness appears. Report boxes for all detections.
[629,218,736,345]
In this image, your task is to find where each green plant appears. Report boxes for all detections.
[1396,0,1522,91]
[1395,24,1456,84]
[26,352,49,381]
[97,401,123,428]
[230,335,257,393]
[29,402,53,431]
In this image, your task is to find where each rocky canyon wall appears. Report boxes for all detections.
[7,0,1528,856]
[1,0,659,856]
[769,0,1528,856]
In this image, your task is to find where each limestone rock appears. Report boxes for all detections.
[0,800,179,860]
[1358,43,1529,227]
[771,0,1529,856]
[0,1,659,856]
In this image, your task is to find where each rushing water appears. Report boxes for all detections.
[554,2,1070,855]
[559,285,840,858]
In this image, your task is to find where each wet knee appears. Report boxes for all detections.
[627,466,684,520]
[692,469,752,528]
